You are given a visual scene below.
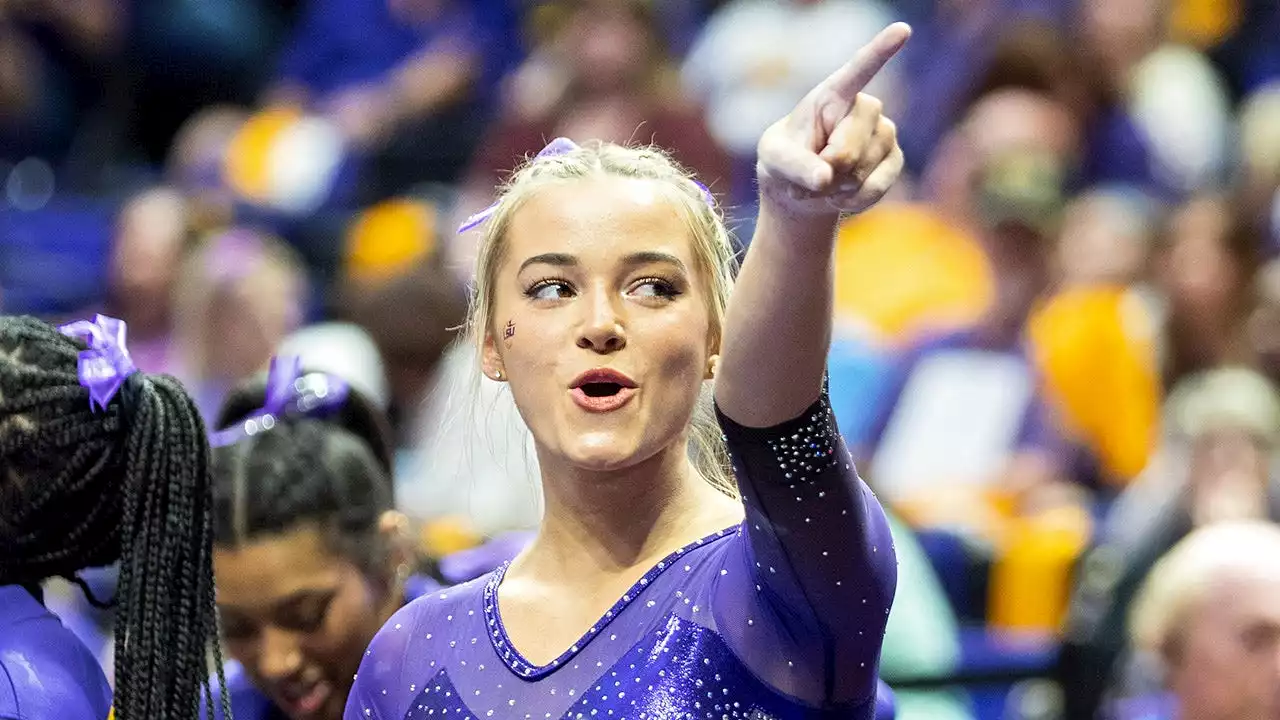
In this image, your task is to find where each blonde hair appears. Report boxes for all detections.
[1129,521,1280,663]
[464,140,738,495]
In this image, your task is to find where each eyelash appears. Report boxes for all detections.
[286,598,334,633]
[522,277,682,301]
[524,277,572,300]
[633,277,682,299]
[219,596,335,641]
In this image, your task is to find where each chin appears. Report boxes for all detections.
[562,431,647,472]
[565,446,639,473]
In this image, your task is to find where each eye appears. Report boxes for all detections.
[525,278,575,302]
[1241,623,1280,653]
[628,277,682,300]
[219,613,257,641]
[278,593,336,634]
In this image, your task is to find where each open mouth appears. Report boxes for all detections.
[276,678,332,717]
[569,368,638,413]
[580,382,624,397]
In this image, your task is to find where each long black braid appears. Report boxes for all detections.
[0,315,233,720]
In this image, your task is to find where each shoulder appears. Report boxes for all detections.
[352,574,494,713]
[0,591,112,720]
[368,573,492,654]
[402,573,490,618]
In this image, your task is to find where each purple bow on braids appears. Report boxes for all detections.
[456,137,717,234]
[209,355,350,447]
[57,314,139,412]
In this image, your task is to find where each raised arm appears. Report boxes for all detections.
[715,23,910,426]
[708,24,911,711]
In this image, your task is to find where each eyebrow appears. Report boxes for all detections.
[217,587,338,614]
[517,251,689,275]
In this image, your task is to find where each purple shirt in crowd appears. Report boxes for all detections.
[346,388,899,719]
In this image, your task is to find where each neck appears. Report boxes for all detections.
[519,442,739,578]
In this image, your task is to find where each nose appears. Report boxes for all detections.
[257,627,304,683]
[576,284,626,353]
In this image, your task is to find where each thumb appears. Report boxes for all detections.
[760,136,835,192]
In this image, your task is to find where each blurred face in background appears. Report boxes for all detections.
[1187,428,1271,526]
[1078,0,1165,80]
[205,268,304,381]
[1167,572,1280,720]
[1056,190,1153,288]
[1160,196,1248,336]
[109,188,188,336]
[927,88,1080,233]
[562,0,658,95]
[175,231,307,387]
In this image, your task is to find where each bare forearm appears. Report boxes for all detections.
[715,22,909,429]
[715,200,840,427]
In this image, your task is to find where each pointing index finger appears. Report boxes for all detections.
[823,22,911,108]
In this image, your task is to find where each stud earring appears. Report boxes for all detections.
[494,370,502,380]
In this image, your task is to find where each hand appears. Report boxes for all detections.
[756,22,910,217]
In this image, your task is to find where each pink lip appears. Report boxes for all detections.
[570,368,638,389]
[571,386,637,413]
[569,368,638,413]
[278,679,332,717]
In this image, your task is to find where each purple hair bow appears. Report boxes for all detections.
[456,137,716,234]
[209,355,350,447]
[57,314,138,412]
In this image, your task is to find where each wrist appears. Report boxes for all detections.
[753,196,841,252]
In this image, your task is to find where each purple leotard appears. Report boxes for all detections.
[0,585,113,720]
[347,390,898,719]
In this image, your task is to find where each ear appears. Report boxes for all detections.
[481,332,506,382]
[705,353,720,380]
[378,510,414,570]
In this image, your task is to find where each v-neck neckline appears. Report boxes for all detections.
[482,525,737,679]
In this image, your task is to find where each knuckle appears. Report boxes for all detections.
[864,180,890,199]
[858,93,884,115]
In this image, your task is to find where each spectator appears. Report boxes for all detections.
[100,186,192,374]
[1154,193,1263,389]
[267,0,518,199]
[1060,367,1280,719]
[1120,522,1280,720]
[171,227,310,419]
[451,0,731,274]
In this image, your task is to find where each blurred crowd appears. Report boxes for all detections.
[3,0,1280,719]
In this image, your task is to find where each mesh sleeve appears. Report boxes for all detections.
[712,385,898,710]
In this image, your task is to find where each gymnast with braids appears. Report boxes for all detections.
[348,23,910,720]
[204,357,413,720]
[0,314,231,720]
[205,357,519,720]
